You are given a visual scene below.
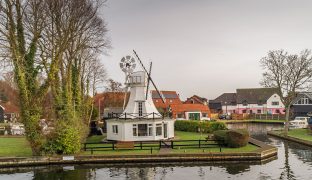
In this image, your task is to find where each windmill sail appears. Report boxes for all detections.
[133,50,165,104]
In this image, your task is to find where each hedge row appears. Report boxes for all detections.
[174,120,227,133]
[213,129,250,148]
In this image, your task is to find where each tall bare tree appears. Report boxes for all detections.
[0,0,109,154]
[260,49,312,134]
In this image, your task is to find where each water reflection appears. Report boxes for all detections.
[0,123,312,180]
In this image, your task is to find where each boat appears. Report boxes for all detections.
[289,117,309,129]
[308,117,312,130]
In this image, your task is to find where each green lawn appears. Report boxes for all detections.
[0,137,32,157]
[171,144,258,154]
[84,131,259,155]
[287,129,312,142]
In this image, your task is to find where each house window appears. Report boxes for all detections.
[156,123,162,136]
[202,113,207,117]
[177,113,183,118]
[133,124,137,136]
[148,124,153,136]
[242,110,247,113]
[295,97,312,105]
[257,110,261,114]
[233,110,236,113]
[276,109,280,114]
[272,102,279,106]
[112,125,118,134]
[138,102,143,116]
[138,124,148,136]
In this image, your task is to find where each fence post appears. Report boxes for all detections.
[171,141,174,149]
[199,140,201,148]
[151,147,153,154]
[84,143,86,151]
[159,141,161,149]
[153,112,155,120]
[112,142,115,150]
[140,142,143,149]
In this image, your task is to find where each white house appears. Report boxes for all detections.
[106,71,175,141]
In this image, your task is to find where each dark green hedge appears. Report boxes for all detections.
[213,129,250,148]
[174,120,227,133]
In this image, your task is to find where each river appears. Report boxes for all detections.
[1,123,312,180]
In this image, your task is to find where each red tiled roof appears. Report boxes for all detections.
[93,92,129,109]
[170,104,210,112]
[0,102,19,113]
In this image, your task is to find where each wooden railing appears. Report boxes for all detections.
[108,112,164,120]
[83,139,225,154]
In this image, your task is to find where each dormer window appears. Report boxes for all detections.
[295,96,312,105]
[242,100,248,106]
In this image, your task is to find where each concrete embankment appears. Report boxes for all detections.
[0,138,277,168]
[268,131,312,147]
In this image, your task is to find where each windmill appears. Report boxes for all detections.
[133,50,166,104]
[120,55,136,110]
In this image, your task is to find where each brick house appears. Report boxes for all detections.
[151,90,182,111]
[152,91,211,120]
[184,95,208,105]
[93,92,129,119]
[0,102,20,123]
[170,104,211,120]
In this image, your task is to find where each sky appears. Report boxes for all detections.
[100,0,312,100]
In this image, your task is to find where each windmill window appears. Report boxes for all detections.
[138,124,148,136]
[112,125,118,134]
[156,123,162,136]
[133,124,137,136]
[148,124,153,136]
[138,102,143,116]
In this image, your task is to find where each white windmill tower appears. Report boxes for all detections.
[106,50,175,142]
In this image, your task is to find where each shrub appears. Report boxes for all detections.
[174,120,227,133]
[226,129,249,148]
[213,129,250,148]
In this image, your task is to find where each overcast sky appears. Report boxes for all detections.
[100,0,312,100]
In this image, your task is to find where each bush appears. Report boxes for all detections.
[213,129,250,148]
[227,129,249,148]
[174,120,227,133]
[43,119,87,155]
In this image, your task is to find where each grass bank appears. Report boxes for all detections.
[0,137,32,157]
[278,129,312,142]
[218,119,285,124]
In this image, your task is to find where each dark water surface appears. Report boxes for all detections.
[1,123,312,180]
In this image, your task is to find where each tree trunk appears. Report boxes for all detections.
[284,106,291,135]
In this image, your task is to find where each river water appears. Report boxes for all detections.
[1,123,312,180]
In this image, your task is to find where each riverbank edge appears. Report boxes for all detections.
[0,138,277,168]
[268,131,312,147]
[218,120,285,124]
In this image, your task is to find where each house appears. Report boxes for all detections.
[184,95,208,105]
[236,88,284,114]
[93,92,129,119]
[210,88,285,115]
[0,102,20,123]
[209,93,237,114]
[291,92,312,118]
[0,104,4,122]
[170,104,211,120]
[152,90,182,110]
